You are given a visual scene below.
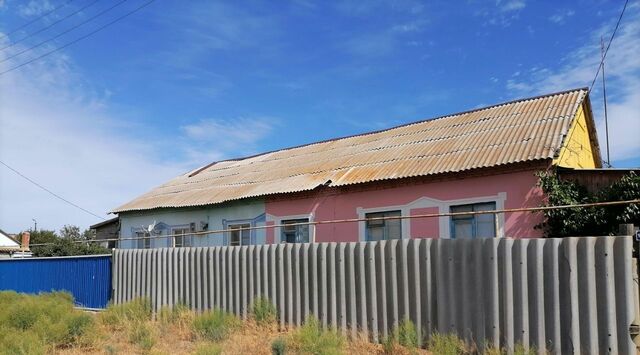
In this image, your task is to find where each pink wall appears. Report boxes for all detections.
[266,169,545,242]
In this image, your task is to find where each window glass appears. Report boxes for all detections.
[450,202,497,239]
[281,219,309,243]
[172,228,192,248]
[365,210,402,241]
[136,232,148,249]
[229,224,250,246]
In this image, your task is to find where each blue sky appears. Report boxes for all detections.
[0,0,639,232]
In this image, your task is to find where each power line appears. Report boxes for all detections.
[0,159,105,220]
[588,0,630,92]
[0,0,129,65]
[0,0,157,76]
[0,0,102,52]
[0,0,75,41]
[26,198,640,246]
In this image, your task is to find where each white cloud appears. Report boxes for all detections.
[498,0,526,12]
[18,0,53,17]
[549,9,575,24]
[505,7,640,164]
[0,42,275,233]
[180,117,276,163]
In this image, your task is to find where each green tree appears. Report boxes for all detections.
[28,227,109,257]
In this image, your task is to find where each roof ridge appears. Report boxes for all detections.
[188,87,588,177]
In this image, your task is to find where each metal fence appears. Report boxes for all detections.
[112,237,639,354]
[0,254,112,309]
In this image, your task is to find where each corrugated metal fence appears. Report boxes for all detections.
[112,237,639,354]
[0,255,112,309]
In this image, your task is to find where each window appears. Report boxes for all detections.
[229,224,251,246]
[450,202,496,239]
[281,219,309,243]
[172,228,192,248]
[365,210,402,241]
[136,231,151,249]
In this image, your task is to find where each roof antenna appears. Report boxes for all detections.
[600,36,611,168]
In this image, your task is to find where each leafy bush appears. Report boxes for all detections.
[100,298,152,330]
[271,336,287,355]
[428,332,467,355]
[192,309,239,342]
[288,316,343,355]
[252,296,277,326]
[537,171,640,236]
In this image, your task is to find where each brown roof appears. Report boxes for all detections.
[113,88,589,213]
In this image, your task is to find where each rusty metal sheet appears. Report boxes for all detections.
[112,88,588,212]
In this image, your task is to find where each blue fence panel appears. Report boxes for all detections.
[0,254,112,309]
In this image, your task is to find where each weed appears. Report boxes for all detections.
[0,327,46,355]
[428,332,467,355]
[128,321,156,350]
[289,316,344,355]
[194,342,222,355]
[252,296,278,326]
[100,298,152,330]
[192,309,239,342]
[271,336,287,355]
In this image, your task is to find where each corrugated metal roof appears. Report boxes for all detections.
[113,88,589,213]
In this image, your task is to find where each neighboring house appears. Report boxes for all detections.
[112,88,602,248]
[90,217,119,249]
[0,229,28,258]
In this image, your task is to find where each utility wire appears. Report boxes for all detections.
[0,0,157,76]
[588,0,630,92]
[0,0,75,40]
[0,160,105,220]
[25,198,640,246]
[0,0,102,52]
[0,0,155,76]
[0,0,129,65]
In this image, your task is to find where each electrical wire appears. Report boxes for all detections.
[0,0,102,52]
[0,0,157,76]
[0,160,105,220]
[25,198,640,246]
[0,0,75,40]
[588,0,630,92]
[0,0,129,65]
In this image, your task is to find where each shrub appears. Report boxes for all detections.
[271,336,287,355]
[0,291,94,351]
[128,322,155,350]
[252,297,277,326]
[192,309,239,342]
[383,319,419,354]
[0,327,46,355]
[100,298,152,330]
[428,332,467,355]
[289,316,343,355]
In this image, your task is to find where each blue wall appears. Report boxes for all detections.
[0,255,111,309]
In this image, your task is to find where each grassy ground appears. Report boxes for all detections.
[0,292,534,354]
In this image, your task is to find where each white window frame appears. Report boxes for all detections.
[356,192,506,241]
[266,213,315,243]
[227,222,251,246]
[171,227,192,248]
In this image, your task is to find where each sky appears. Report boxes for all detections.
[0,0,639,233]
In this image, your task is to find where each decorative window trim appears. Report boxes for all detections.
[266,213,315,243]
[356,192,506,241]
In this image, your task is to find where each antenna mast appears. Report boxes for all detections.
[600,36,611,167]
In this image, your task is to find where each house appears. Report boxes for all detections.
[112,88,601,248]
[90,217,119,249]
[0,230,30,258]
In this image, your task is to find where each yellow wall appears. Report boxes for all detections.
[554,103,599,168]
